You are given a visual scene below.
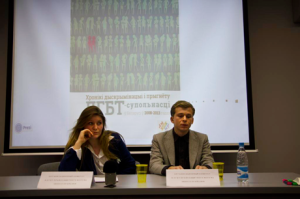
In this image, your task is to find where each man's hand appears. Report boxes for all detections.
[195,165,208,169]
[168,166,184,170]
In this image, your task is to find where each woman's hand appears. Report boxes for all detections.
[73,129,94,150]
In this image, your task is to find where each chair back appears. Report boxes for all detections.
[37,162,60,175]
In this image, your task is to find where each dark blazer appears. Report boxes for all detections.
[149,129,214,175]
[59,132,136,175]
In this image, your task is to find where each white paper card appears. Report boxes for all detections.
[94,176,119,183]
[37,172,93,189]
[166,169,220,187]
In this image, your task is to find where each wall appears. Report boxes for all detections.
[1,0,299,176]
[247,0,300,173]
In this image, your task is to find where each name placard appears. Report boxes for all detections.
[37,172,94,189]
[166,169,220,187]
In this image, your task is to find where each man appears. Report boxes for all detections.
[149,100,214,175]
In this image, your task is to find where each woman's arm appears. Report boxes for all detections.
[59,129,93,171]
[110,133,136,174]
[59,148,80,171]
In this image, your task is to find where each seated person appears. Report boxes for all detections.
[149,100,214,175]
[59,106,136,174]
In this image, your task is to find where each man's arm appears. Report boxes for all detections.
[198,134,214,169]
[149,134,167,175]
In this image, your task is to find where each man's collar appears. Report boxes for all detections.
[172,128,190,142]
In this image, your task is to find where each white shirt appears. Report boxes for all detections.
[72,136,114,175]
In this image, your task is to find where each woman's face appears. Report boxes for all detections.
[84,115,104,139]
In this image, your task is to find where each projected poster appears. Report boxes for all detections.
[70,0,181,145]
[70,0,180,92]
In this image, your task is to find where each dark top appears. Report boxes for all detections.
[174,130,190,169]
[59,132,136,175]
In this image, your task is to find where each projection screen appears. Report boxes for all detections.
[4,0,255,154]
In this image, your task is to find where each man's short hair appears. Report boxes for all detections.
[170,100,195,116]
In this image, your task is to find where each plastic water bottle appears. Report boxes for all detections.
[237,142,249,183]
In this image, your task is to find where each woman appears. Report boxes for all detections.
[59,106,136,174]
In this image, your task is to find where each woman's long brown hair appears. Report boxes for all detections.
[64,106,117,162]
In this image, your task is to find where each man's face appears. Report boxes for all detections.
[171,107,194,136]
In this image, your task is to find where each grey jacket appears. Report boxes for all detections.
[149,129,214,175]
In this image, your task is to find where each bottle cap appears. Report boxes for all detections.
[239,142,244,147]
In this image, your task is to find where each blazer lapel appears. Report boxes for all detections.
[189,131,199,169]
[163,130,175,166]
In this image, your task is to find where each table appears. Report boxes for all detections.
[0,173,300,198]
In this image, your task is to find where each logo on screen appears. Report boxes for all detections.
[15,123,22,133]
[159,121,169,131]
